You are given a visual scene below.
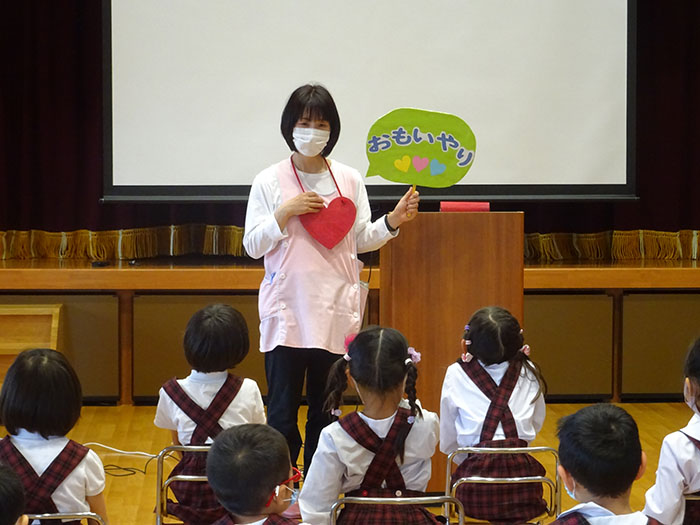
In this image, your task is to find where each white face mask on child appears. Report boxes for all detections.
[565,479,578,502]
[685,378,696,411]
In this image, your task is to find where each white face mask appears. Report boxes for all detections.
[565,479,578,502]
[685,379,696,411]
[293,127,330,158]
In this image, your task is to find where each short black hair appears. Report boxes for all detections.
[557,404,641,498]
[280,84,341,157]
[206,424,290,516]
[0,463,25,525]
[184,304,249,373]
[0,348,82,439]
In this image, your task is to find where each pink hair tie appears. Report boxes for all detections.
[520,344,531,357]
[344,333,357,351]
[407,347,421,364]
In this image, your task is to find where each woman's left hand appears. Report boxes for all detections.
[386,186,420,230]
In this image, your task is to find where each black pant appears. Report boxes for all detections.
[265,346,340,474]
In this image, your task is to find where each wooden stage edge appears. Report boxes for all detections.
[3,258,700,405]
[2,258,700,290]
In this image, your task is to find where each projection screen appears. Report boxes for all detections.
[102,0,635,202]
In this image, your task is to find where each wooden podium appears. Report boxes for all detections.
[379,212,524,492]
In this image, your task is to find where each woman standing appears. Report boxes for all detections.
[243,84,419,473]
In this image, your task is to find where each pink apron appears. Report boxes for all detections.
[257,159,366,355]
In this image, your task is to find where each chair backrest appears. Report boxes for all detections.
[26,512,106,525]
[155,444,211,525]
[330,494,465,525]
[445,445,561,523]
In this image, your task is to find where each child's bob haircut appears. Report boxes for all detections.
[0,463,25,525]
[206,424,290,517]
[280,84,341,157]
[0,348,82,439]
[184,304,249,373]
[557,403,642,498]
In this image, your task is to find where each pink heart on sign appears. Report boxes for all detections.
[299,196,357,250]
[412,156,429,172]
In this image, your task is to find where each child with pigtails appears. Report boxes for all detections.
[298,326,440,525]
[440,306,548,524]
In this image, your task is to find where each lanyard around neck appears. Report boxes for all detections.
[290,156,343,197]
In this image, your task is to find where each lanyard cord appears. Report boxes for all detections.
[290,155,343,197]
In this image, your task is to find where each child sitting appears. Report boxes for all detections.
[554,403,648,524]
[0,348,108,525]
[0,463,28,525]
[298,326,441,525]
[439,306,547,523]
[645,336,700,525]
[206,424,304,524]
[154,304,265,524]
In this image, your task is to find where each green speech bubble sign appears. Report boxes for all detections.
[366,108,476,188]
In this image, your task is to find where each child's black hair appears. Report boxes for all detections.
[280,84,341,157]
[0,463,25,525]
[206,424,290,517]
[184,304,249,373]
[557,403,642,498]
[324,326,421,461]
[684,336,700,407]
[463,306,547,402]
[0,348,82,439]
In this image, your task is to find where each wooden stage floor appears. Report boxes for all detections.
[2,401,688,524]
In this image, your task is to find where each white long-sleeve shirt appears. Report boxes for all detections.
[243,159,395,260]
[298,400,439,525]
[439,360,545,458]
[644,413,700,525]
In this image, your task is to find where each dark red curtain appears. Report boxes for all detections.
[1,1,699,234]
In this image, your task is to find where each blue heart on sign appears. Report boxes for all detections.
[430,159,446,176]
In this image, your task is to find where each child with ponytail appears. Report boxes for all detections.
[298,326,440,525]
[439,306,547,523]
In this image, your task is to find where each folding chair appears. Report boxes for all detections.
[26,513,106,525]
[330,494,465,525]
[445,446,561,524]
[155,444,211,525]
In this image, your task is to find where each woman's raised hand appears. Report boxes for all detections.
[386,186,420,230]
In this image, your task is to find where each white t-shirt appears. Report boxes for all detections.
[154,370,266,445]
[10,429,105,523]
[439,360,545,458]
[299,400,439,525]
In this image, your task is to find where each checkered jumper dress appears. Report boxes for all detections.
[336,408,441,525]
[212,513,300,524]
[452,358,547,524]
[0,436,88,525]
[163,373,243,525]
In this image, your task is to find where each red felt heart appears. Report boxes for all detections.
[299,196,356,250]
